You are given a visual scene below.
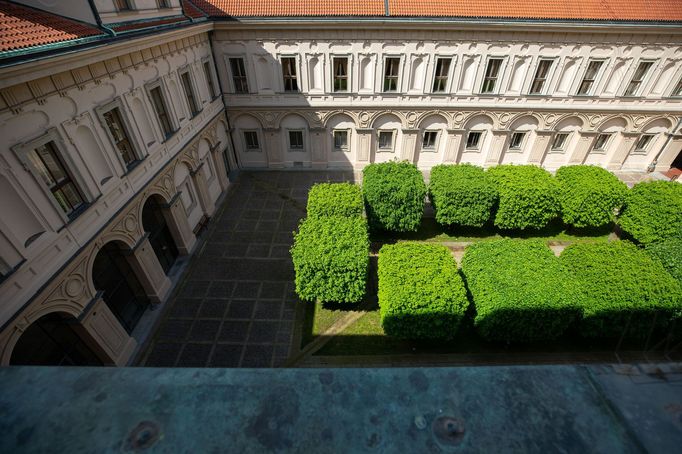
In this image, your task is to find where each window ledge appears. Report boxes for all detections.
[122,157,146,177]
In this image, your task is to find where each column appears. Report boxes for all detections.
[163,192,196,254]
[356,128,373,166]
[263,127,283,168]
[485,129,511,166]
[400,129,419,163]
[127,234,172,304]
[191,162,216,217]
[607,132,639,170]
[79,295,137,366]
[443,129,465,163]
[567,131,599,165]
[654,133,682,170]
[528,131,554,165]
[310,127,327,169]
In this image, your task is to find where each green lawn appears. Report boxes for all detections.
[300,301,364,347]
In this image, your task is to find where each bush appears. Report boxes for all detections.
[555,165,628,228]
[561,241,682,339]
[378,243,468,339]
[291,216,369,303]
[646,238,682,286]
[461,239,580,342]
[618,180,682,245]
[363,161,426,232]
[306,182,364,219]
[487,165,561,230]
[428,164,498,227]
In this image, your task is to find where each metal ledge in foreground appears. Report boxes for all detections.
[0,363,681,452]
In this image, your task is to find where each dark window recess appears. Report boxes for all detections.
[244,131,260,149]
[577,60,604,95]
[289,131,304,149]
[333,57,349,92]
[114,0,131,11]
[28,141,85,217]
[149,86,174,138]
[181,72,200,116]
[204,61,218,98]
[103,107,136,166]
[334,130,348,149]
[142,197,178,275]
[383,57,400,92]
[481,58,502,94]
[530,59,553,94]
[281,57,298,92]
[432,58,451,92]
[422,131,438,149]
[229,58,249,94]
[466,131,482,149]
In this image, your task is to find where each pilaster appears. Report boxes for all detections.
[356,128,373,163]
[263,127,283,168]
[127,234,172,304]
[568,131,599,165]
[191,162,216,216]
[400,129,419,163]
[444,129,465,163]
[528,131,554,164]
[310,127,327,169]
[607,132,640,170]
[163,192,197,254]
[79,294,137,366]
[485,129,511,166]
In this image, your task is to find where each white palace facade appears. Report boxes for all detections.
[0,0,681,365]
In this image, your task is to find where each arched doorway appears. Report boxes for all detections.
[92,242,149,334]
[10,312,102,365]
[142,195,179,274]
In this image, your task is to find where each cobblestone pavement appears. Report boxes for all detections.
[139,170,356,367]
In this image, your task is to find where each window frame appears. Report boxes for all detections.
[145,79,177,141]
[421,130,440,151]
[622,60,655,97]
[508,131,527,151]
[591,133,613,153]
[114,0,132,11]
[11,128,93,222]
[480,57,505,94]
[287,129,305,152]
[202,58,220,100]
[670,74,682,98]
[242,130,261,152]
[227,56,249,95]
[333,129,350,151]
[332,56,351,93]
[632,134,656,154]
[156,0,169,8]
[465,131,484,151]
[528,58,555,95]
[576,59,607,96]
[550,132,571,152]
[178,66,202,118]
[431,57,453,94]
[95,98,145,171]
[382,56,402,93]
[280,56,300,93]
[377,130,396,152]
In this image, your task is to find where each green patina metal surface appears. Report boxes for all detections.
[0,364,680,453]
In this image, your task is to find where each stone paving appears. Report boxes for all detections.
[138,170,356,367]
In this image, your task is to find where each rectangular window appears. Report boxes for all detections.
[529,59,554,94]
[672,76,682,97]
[28,141,85,217]
[102,107,136,166]
[466,131,483,150]
[551,133,570,151]
[281,57,298,92]
[378,131,394,150]
[383,57,401,92]
[509,132,526,150]
[432,58,451,93]
[156,0,169,7]
[634,134,655,152]
[333,130,349,150]
[422,131,439,150]
[577,60,604,95]
[288,130,304,150]
[204,61,218,98]
[624,61,654,96]
[115,0,131,11]
[592,133,611,152]
[229,58,249,94]
[149,86,174,138]
[243,131,260,150]
[481,58,503,94]
[180,71,200,117]
[333,57,349,92]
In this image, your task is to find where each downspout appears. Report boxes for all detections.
[647,116,682,172]
[208,30,241,171]
[87,0,117,36]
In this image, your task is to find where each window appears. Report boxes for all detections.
[672,76,682,97]
[288,130,304,150]
[551,133,570,151]
[529,59,554,94]
[102,107,137,167]
[243,131,260,150]
[333,130,349,150]
[577,60,604,95]
[466,131,483,150]
[156,0,169,7]
[333,57,349,92]
[229,58,248,94]
[28,141,85,217]
[383,57,401,92]
[481,58,503,94]
[203,61,218,98]
[149,86,174,138]
[422,131,439,150]
[633,134,655,153]
[281,57,298,92]
[592,133,612,152]
[378,131,394,151]
[432,58,451,93]
[114,0,131,11]
[180,71,200,117]
[508,132,526,150]
[624,61,654,96]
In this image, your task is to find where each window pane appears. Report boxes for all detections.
[204,62,217,98]
[530,60,553,94]
[378,131,393,149]
[423,131,438,149]
[466,132,482,149]
[673,77,682,96]
[150,87,173,137]
[181,72,199,115]
[584,61,603,79]
[229,58,249,94]
[509,132,525,149]
[289,131,303,149]
[552,133,569,150]
[334,131,348,149]
[383,58,400,92]
[244,131,259,149]
[593,134,610,150]
[103,108,135,165]
[33,143,65,184]
[61,182,84,210]
[432,58,451,92]
[282,57,298,92]
[333,58,349,92]
[635,134,653,151]
[30,141,85,216]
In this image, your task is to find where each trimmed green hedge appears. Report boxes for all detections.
[487,165,561,230]
[363,161,426,232]
[561,241,682,339]
[555,165,628,228]
[306,182,364,219]
[428,164,498,227]
[378,243,468,339]
[618,180,682,245]
[291,216,369,303]
[461,239,580,342]
[647,238,682,286]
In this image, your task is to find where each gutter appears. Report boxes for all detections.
[86,0,116,36]
[648,117,682,172]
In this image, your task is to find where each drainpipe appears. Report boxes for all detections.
[87,0,117,36]
[647,116,682,172]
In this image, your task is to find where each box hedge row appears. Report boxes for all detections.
[291,216,369,303]
[378,243,468,339]
[461,239,580,342]
[428,164,498,227]
[555,165,628,229]
[306,182,364,219]
[363,161,426,232]
[646,237,682,286]
[617,180,682,245]
[486,165,561,230]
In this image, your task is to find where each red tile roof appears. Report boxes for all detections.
[0,0,102,52]
[112,16,188,32]
[188,0,385,17]
[183,0,207,19]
